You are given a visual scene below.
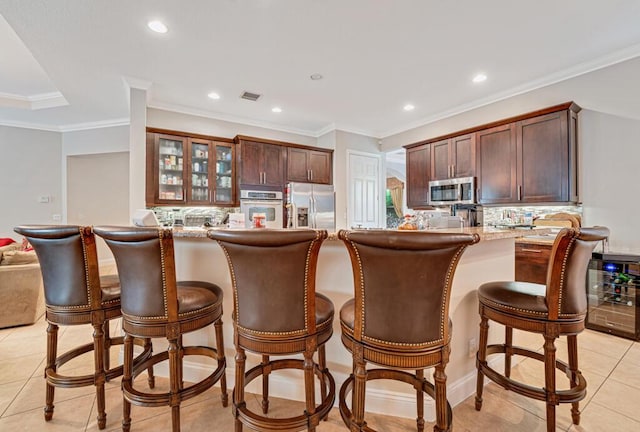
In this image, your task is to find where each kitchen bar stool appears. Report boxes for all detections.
[338,229,479,432]
[94,226,227,432]
[475,226,609,432]
[13,225,154,429]
[208,229,335,432]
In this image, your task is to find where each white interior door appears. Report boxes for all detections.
[348,151,382,228]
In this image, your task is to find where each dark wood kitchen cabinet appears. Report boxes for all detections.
[404,102,580,206]
[515,240,553,284]
[236,137,285,189]
[517,110,576,203]
[146,132,236,207]
[406,143,431,208]
[476,124,518,204]
[431,134,476,180]
[287,147,332,184]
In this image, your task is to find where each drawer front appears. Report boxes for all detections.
[515,242,552,284]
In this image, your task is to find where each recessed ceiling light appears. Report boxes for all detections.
[310,73,323,80]
[472,73,487,83]
[207,92,220,100]
[403,104,415,112]
[147,20,168,34]
[272,107,282,113]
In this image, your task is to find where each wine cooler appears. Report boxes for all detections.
[586,252,640,340]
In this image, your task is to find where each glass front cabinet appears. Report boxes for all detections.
[146,133,235,206]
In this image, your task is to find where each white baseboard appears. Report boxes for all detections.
[151,354,513,421]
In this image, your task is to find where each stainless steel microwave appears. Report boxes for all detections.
[428,176,476,205]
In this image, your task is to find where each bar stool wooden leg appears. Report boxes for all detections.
[543,333,557,432]
[261,355,270,414]
[505,326,513,378]
[103,320,111,373]
[416,369,425,432]
[214,319,228,407]
[92,318,107,429]
[434,363,449,432]
[122,333,134,432]
[44,323,58,421]
[235,348,246,432]
[318,345,328,421]
[144,338,155,389]
[303,350,317,432]
[475,314,489,411]
[351,354,367,431]
[168,337,181,432]
[568,334,581,425]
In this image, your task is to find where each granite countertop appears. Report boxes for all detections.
[171,226,553,242]
[515,234,557,245]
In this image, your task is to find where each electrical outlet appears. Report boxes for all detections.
[468,337,478,358]
[52,214,61,221]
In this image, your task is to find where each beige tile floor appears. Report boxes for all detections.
[1,316,639,431]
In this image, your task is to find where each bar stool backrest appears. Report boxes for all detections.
[339,230,479,348]
[94,226,177,322]
[14,225,100,311]
[210,229,327,337]
[545,226,609,320]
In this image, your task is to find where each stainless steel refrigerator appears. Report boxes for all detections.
[286,182,335,230]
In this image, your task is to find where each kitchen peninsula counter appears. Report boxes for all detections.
[171,225,552,241]
[164,226,547,421]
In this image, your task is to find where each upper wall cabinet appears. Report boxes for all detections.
[476,124,518,204]
[406,143,431,208]
[146,131,236,207]
[235,138,285,189]
[516,110,575,203]
[404,102,581,207]
[478,108,578,204]
[287,147,332,184]
[430,133,476,180]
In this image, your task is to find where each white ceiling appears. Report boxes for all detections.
[1,0,640,137]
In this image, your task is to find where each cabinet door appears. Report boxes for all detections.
[213,142,235,205]
[515,242,552,284]
[406,144,430,208]
[476,124,517,204]
[262,143,284,187]
[187,138,213,204]
[451,133,475,178]
[308,150,331,184]
[430,139,450,180]
[146,133,187,205]
[517,111,568,202]
[239,141,263,186]
[287,147,310,182]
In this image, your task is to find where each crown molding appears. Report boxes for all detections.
[379,42,640,139]
[58,118,130,132]
[0,91,68,110]
[122,76,152,91]
[0,119,61,132]
[147,100,321,138]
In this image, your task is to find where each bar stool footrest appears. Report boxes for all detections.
[233,358,335,431]
[478,343,587,404]
[339,368,453,432]
[122,345,225,408]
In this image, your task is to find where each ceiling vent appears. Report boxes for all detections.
[240,91,261,102]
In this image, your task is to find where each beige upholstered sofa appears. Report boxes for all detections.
[0,242,45,328]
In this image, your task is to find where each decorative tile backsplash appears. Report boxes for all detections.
[149,206,240,227]
[483,205,582,226]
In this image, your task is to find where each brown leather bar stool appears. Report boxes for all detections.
[13,225,154,429]
[338,229,479,432]
[208,229,335,432]
[94,226,227,432]
[475,226,609,432]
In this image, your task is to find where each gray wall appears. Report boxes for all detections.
[0,125,62,239]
